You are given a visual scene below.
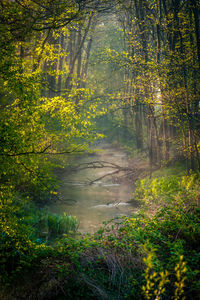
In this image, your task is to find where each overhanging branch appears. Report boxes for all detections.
[0,145,84,157]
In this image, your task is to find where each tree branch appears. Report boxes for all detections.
[0,145,84,157]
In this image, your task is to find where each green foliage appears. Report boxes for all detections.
[142,251,187,300]
[0,0,106,211]
[142,251,170,300]
[0,188,44,284]
[49,174,199,299]
[1,2,200,298]
[0,174,200,299]
[46,213,78,238]
[134,173,200,208]
[0,187,78,287]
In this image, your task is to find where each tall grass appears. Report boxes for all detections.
[19,202,78,241]
[46,212,78,238]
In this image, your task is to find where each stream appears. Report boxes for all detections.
[48,144,140,233]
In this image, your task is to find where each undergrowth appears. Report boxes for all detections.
[0,173,200,299]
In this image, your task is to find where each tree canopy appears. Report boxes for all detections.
[0,1,200,299]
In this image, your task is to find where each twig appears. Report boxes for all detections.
[89,170,122,185]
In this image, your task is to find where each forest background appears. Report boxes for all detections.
[0,0,200,299]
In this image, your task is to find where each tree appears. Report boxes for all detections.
[107,0,200,173]
[0,0,105,201]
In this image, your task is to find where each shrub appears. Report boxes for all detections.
[134,173,200,209]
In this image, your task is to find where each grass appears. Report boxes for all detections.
[18,201,78,242]
[152,160,186,178]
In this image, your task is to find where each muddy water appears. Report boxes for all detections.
[48,144,139,233]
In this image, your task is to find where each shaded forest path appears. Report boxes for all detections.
[49,143,149,233]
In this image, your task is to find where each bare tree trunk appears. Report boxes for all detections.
[135,101,143,150]
[190,0,200,69]
[76,25,82,80]
[80,17,97,88]
[147,115,153,178]
[57,33,65,95]
[65,14,94,91]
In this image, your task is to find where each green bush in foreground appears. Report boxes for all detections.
[0,187,78,286]
[0,174,200,299]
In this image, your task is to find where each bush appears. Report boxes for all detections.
[134,173,200,209]
[0,188,78,287]
[1,174,200,299]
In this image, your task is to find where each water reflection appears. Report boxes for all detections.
[48,145,139,233]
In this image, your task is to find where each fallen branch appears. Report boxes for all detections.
[69,160,145,185]
[70,160,133,172]
[89,169,122,185]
